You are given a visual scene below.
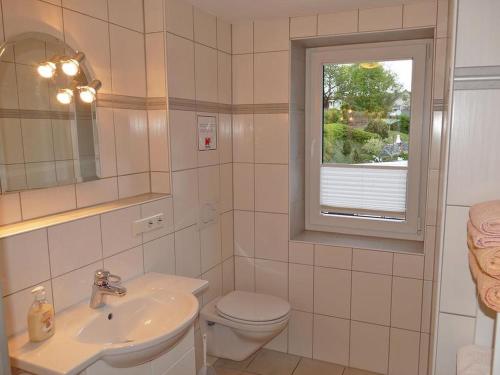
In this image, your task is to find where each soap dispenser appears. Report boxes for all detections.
[27,286,55,342]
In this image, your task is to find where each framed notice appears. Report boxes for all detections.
[197,115,217,151]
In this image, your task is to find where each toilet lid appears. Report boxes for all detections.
[216,291,291,323]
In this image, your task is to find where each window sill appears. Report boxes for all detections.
[292,229,424,255]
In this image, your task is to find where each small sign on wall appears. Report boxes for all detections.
[198,115,217,151]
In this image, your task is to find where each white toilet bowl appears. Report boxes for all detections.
[200,291,291,361]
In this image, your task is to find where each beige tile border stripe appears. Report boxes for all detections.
[97,94,289,114]
[0,108,76,120]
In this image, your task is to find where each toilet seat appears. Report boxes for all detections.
[215,291,290,325]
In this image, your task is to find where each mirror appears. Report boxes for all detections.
[0,32,101,193]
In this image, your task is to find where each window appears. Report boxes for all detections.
[305,40,432,240]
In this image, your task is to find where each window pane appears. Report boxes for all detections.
[322,60,412,166]
[320,60,413,219]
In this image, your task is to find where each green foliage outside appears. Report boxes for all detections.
[322,62,410,164]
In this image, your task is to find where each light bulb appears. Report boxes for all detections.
[77,80,102,104]
[56,88,73,104]
[60,52,85,77]
[37,61,56,78]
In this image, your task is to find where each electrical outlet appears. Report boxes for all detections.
[133,214,165,235]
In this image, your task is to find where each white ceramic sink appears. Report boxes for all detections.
[8,273,208,375]
[76,290,199,367]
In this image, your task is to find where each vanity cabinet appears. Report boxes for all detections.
[81,327,195,375]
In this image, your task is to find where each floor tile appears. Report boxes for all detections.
[214,368,245,375]
[293,358,344,375]
[246,349,300,375]
[344,367,382,375]
[214,353,257,371]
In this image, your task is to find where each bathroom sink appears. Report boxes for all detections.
[8,273,208,375]
[76,290,199,367]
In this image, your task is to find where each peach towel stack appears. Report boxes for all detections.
[468,200,500,311]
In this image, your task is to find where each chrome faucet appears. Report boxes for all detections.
[89,269,127,309]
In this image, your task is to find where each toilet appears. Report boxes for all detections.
[200,291,291,361]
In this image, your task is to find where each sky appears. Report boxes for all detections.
[381,59,413,91]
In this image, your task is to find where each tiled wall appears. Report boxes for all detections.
[433,0,500,373]
[231,3,447,374]
[0,1,235,373]
[0,0,171,225]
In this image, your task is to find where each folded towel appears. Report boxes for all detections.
[457,345,491,375]
[468,221,500,248]
[468,235,500,278]
[469,251,500,312]
[470,200,500,235]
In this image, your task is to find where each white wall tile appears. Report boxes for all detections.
[202,264,222,305]
[314,267,350,318]
[146,33,166,97]
[219,113,233,163]
[232,114,254,163]
[288,311,313,357]
[222,256,235,294]
[0,193,21,225]
[255,164,288,214]
[232,22,253,54]
[448,90,500,204]
[109,25,146,96]
[289,242,313,265]
[352,249,393,275]
[144,0,164,33]
[234,210,254,257]
[388,328,420,375]
[117,172,150,198]
[114,109,149,175]
[289,263,313,312]
[220,211,234,260]
[143,234,175,275]
[101,206,142,257]
[96,108,117,177]
[393,253,424,279]
[255,212,288,262]
[0,229,50,296]
[141,197,174,241]
[172,169,199,230]
[254,18,289,52]
[148,110,169,172]
[456,0,500,67]
[318,11,358,36]
[218,52,232,105]
[104,245,144,281]
[351,272,392,325]
[403,2,437,28]
[391,277,423,331]
[220,163,233,213]
[195,44,218,103]
[166,33,195,100]
[359,6,403,32]
[254,113,289,164]
[313,315,350,366]
[48,216,102,277]
[349,321,390,374]
[20,185,76,220]
[200,222,221,273]
[440,205,477,316]
[217,18,231,53]
[108,0,144,32]
[76,178,119,208]
[255,259,288,300]
[290,16,317,38]
[169,110,197,171]
[234,256,255,292]
[62,0,108,20]
[232,54,253,104]
[198,165,220,207]
[52,261,102,312]
[233,163,254,210]
[435,313,475,375]
[174,225,201,278]
[165,0,193,39]
[254,51,289,104]
[315,245,352,270]
[194,8,217,48]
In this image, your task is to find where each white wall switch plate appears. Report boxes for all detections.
[133,214,165,235]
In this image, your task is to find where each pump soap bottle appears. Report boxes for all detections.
[27,286,55,342]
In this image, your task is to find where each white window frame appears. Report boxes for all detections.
[305,39,433,241]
